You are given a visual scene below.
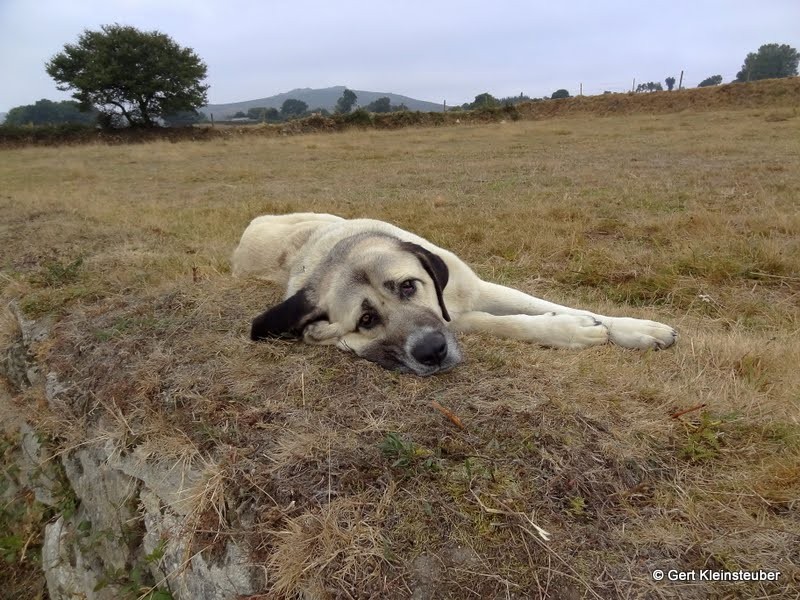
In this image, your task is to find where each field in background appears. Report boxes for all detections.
[1,103,799,598]
[2,77,799,147]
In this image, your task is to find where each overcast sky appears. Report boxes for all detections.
[1,0,798,112]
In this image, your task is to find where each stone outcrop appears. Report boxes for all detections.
[1,304,262,599]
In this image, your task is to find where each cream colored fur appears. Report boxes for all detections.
[233,213,677,352]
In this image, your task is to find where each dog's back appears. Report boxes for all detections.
[231,213,344,283]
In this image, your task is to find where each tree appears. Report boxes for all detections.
[280,99,308,119]
[635,82,663,93]
[665,76,676,91]
[698,75,723,87]
[365,97,392,113]
[5,99,96,125]
[247,107,267,120]
[473,92,499,107]
[45,24,208,128]
[162,110,203,127]
[736,43,799,82]
[498,93,532,105]
[551,89,570,99]
[335,89,357,114]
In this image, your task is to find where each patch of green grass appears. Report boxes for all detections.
[678,412,729,462]
[19,283,107,319]
[568,496,587,516]
[41,257,84,287]
[93,315,171,341]
[379,432,439,472]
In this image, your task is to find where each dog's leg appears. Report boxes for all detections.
[452,311,609,349]
[466,281,676,350]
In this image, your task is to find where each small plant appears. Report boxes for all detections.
[379,432,439,471]
[679,412,726,462]
[94,546,174,599]
[568,496,586,516]
[379,432,418,468]
[144,537,168,564]
[42,256,84,287]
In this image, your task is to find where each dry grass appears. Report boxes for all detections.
[1,92,799,598]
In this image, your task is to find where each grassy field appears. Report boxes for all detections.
[1,101,799,598]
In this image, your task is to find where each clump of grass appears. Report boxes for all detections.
[678,411,727,462]
[379,432,439,472]
[41,256,84,287]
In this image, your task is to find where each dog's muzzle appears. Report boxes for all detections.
[411,331,449,366]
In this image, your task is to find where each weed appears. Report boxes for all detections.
[679,412,728,462]
[568,496,587,516]
[42,257,84,287]
[379,432,439,471]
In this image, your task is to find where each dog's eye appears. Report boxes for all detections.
[399,279,417,298]
[359,312,379,330]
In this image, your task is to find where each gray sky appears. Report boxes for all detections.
[1,0,798,112]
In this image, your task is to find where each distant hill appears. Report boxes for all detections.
[202,86,443,119]
[0,112,7,124]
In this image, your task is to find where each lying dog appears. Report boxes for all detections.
[232,213,676,376]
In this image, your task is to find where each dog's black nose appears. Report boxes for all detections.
[411,332,448,366]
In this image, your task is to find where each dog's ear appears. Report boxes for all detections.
[399,241,451,322]
[251,288,326,340]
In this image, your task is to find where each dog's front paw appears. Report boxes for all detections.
[545,314,609,349]
[302,320,341,345]
[605,317,677,350]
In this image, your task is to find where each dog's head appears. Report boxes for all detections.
[250,234,462,376]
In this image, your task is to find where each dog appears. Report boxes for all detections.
[232,213,676,376]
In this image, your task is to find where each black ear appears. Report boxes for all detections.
[399,241,451,322]
[251,288,325,340]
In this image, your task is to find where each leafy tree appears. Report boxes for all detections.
[162,110,203,126]
[248,107,281,121]
[280,99,308,119]
[665,76,676,91]
[473,92,498,107]
[247,107,267,120]
[232,111,247,118]
[698,75,723,87]
[335,89,357,114]
[498,93,532,105]
[736,43,799,82]
[45,24,208,128]
[365,97,392,113]
[635,82,663,93]
[5,99,96,125]
[550,89,570,99]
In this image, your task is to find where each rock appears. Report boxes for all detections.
[16,422,60,506]
[2,306,263,599]
[42,515,127,600]
[3,302,52,388]
[141,490,261,599]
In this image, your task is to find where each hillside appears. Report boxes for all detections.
[202,86,443,118]
[2,78,798,148]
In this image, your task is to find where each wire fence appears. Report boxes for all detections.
[574,71,742,97]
